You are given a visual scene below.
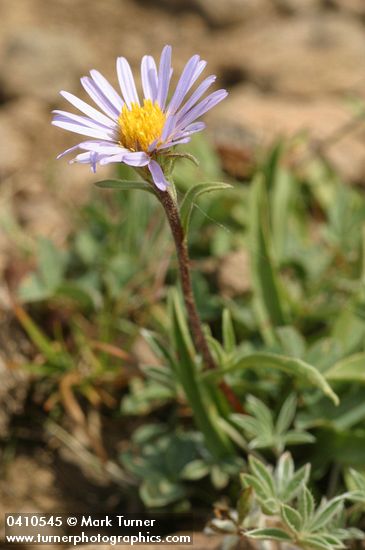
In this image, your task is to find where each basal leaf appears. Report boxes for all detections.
[245,528,292,542]
[241,473,272,504]
[298,486,315,527]
[248,456,275,498]
[300,534,334,550]
[281,503,303,533]
[281,464,311,502]
[276,452,294,493]
[308,497,345,532]
[275,393,297,435]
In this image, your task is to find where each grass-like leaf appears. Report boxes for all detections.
[180,181,232,234]
[203,352,339,405]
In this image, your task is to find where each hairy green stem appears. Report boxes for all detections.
[156,187,243,413]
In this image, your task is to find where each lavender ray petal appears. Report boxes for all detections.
[99,153,126,165]
[79,143,127,155]
[90,70,124,111]
[172,122,206,140]
[156,45,172,110]
[81,77,120,120]
[141,55,158,102]
[148,160,169,190]
[161,114,177,142]
[175,75,216,123]
[192,60,207,85]
[52,110,115,131]
[60,90,115,127]
[56,143,82,159]
[52,119,115,141]
[122,151,150,166]
[148,138,159,153]
[71,151,98,164]
[90,151,98,173]
[167,54,200,116]
[175,89,228,132]
[116,57,140,108]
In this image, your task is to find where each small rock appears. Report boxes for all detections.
[217,250,251,298]
[0,27,91,103]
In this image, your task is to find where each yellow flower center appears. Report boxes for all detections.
[118,99,166,152]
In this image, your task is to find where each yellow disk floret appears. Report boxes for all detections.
[118,99,166,152]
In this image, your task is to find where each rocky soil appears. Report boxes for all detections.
[1,0,365,547]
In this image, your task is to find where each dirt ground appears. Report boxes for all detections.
[1,0,365,548]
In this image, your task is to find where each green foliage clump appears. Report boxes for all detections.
[13,136,365,545]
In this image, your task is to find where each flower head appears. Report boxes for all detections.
[52,46,227,191]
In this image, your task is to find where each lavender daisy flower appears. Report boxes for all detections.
[52,45,227,191]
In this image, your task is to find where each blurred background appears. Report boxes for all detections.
[1,0,365,548]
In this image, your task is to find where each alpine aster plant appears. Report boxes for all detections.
[52,45,227,190]
[52,45,241,416]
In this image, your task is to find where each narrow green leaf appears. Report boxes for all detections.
[246,528,292,542]
[271,167,294,260]
[94,179,156,194]
[248,456,275,498]
[222,309,236,354]
[299,535,333,550]
[202,352,339,405]
[180,181,232,234]
[169,290,233,458]
[281,464,311,502]
[246,395,274,435]
[249,174,287,344]
[217,417,248,451]
[298,486,315,527]
[15,305,58,361]
[276,452,294,493]
[241,473,271,503]
[325,353,365,383]
[320,535,345,549]
[281,504,303,533]
[309,497,344,532]
[284,431,316,446]
[275,393,297,435]
[230,414,261,438]
[346,468,365,492]
[276,326,306,358]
